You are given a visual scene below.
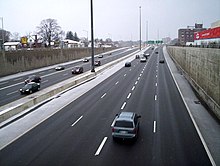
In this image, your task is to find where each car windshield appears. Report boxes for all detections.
[115,121,133,128]
[24,84,32,88]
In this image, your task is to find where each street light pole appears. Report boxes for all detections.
[1,17,4,51]
[139,6,141,51]
[90,0,95,72]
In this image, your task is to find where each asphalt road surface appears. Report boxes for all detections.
[0,47,212,166]
[0,48,137,107]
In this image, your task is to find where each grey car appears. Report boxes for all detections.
[111,112,141,141]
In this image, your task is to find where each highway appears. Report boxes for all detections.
[0,46,212,166]
[0,48,137,107]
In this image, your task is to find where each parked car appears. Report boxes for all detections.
[20,82,40,94]
[94,60,101,66]
[83,58,89,62]
[55,65,65,71]
[155,51,159,54]
[140,57,147,62]
[25,75,41,84]
[98,54,103,58]
[72,66,83,74]
[111,112,141,140]
[159,59,165,63]
[125,62,131,67]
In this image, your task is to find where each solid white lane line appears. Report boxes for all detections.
[127,93,132,99]
[121,102,126,109]
[115,81,119,85]
[42,80,48,84]
[0,81,8,85]
[132,86,135,91]
[71,115,83,127]
[101,93,106,98]
[95,137,108,156]
[13,78,23,81]
[155,95,157,101]
[7,91,18,96]
[153,121,157,133]
[135,81,138,85]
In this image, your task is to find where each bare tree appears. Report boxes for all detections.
[11,32,20,41]
[36,18,63,47]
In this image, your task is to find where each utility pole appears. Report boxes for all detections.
[139,6,141,51]
[1,17,4,51]
[90,0,95,72]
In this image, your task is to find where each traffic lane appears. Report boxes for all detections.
[0,48,129,89]
[155,51,211,165]
[0,48,136,90]
[0,48,138,106]
[0,56,144,165]
[94,52,159,166]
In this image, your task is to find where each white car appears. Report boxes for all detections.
[140,57,147,62]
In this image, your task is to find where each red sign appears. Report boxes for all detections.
[194,27,220,40]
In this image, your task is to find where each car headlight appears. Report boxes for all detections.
[20,89,22,91]
[26,89,29,91]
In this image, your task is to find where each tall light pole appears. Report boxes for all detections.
[139,6,141,51]
[1,17,4,51]
[90,0,95,72]
[146,21,148,46]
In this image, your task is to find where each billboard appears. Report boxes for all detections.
[194,27,220,40]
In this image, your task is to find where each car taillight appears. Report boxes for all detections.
[112,128,115,132]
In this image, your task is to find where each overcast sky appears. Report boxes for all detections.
[0,0,219,41]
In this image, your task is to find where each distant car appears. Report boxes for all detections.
[151,47,154,50]
[98,54,103,58]
[135,54,140,59]
[55,65,65,71]
[125,62,131,67]
[155,51,159,54]
[144,53,150,58]
[72,66,83,74]
[140,57,147,62]
[83,58,89,62]
[159,59,165,63]
[25,75,41,84]
[94,60,101,66]
[20,82,40,94]
[111,112,141,140]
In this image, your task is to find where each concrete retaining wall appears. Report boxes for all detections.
[167,46,220,119]
[0,47,115,77]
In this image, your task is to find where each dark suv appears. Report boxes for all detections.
[111,112,141,141]
[25,75,41,84]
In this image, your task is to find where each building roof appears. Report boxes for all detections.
[4,42,21,46]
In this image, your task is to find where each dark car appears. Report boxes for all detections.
[25,75,41,84]
[72,66,83,74]
[20,82,40,94]
[111,112,141,141]
[125,62,131,67]
[135,54,140,59]
[159,59,165,63]
[55,65,65,71]
[94,60,101,66]
[155,51,159,54]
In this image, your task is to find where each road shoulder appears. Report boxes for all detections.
[163,46,220,166]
